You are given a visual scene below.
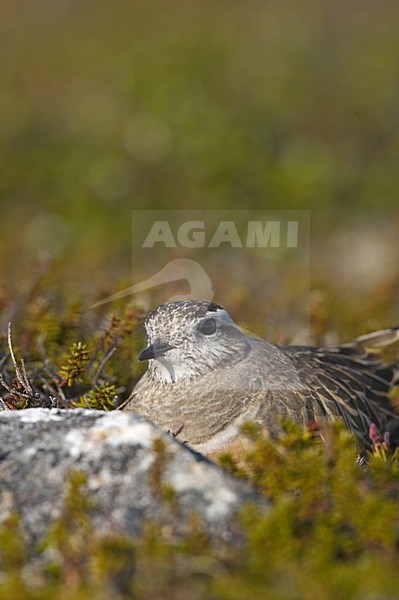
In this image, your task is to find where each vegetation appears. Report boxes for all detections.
[0,283,145,410]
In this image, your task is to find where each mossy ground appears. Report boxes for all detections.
[1,264,399,599]
[1,422,399,600]
[1,254,399,600]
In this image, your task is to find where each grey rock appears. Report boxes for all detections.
[0,408,263,552]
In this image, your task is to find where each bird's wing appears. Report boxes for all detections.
[279,327,399,441]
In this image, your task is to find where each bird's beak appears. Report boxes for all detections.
[138,343,175,362]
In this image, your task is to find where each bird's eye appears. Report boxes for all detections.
[198,318,217,335]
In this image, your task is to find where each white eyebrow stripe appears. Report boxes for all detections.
[208,309,234,325]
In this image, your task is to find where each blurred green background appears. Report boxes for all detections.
[1,0,399,335]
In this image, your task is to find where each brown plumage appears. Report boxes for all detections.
[123,301,399,455]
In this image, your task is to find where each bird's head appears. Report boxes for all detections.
[139,300,250,383]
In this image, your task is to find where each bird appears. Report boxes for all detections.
[123,300,399,456]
